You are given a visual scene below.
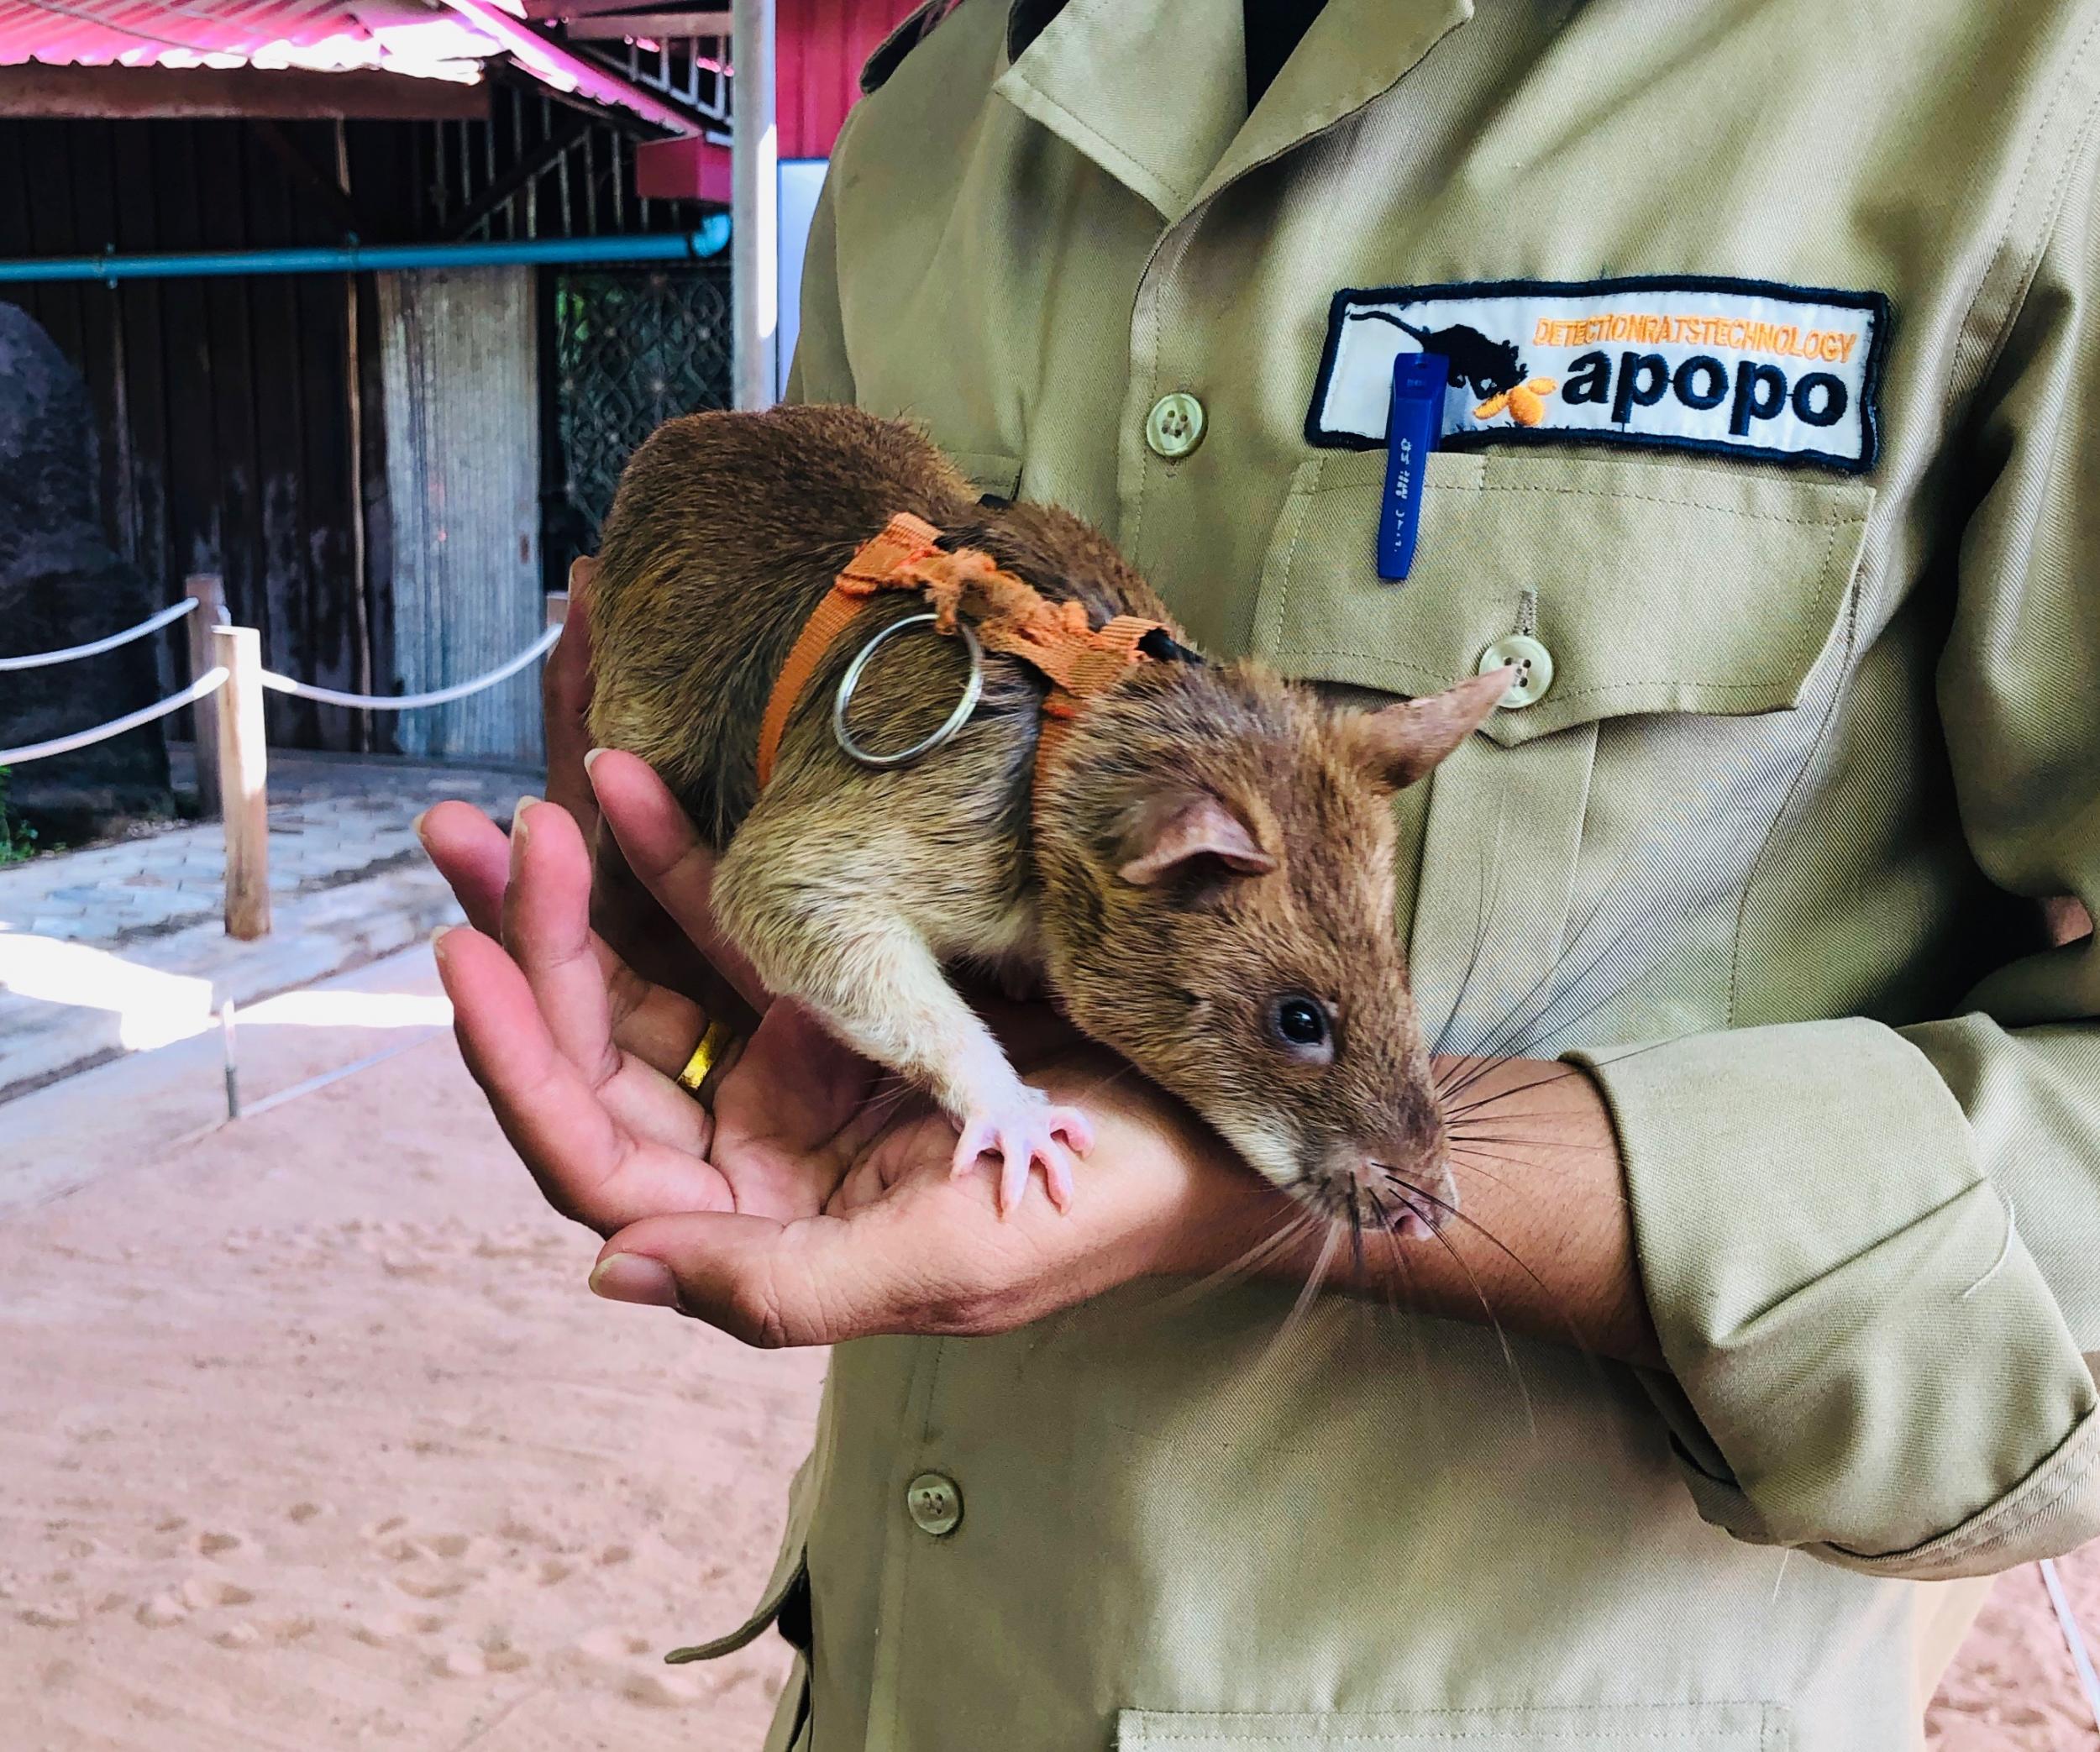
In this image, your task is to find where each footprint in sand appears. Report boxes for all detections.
[195,1530,247,1560]
[286,1502,327,1525]
[180,1576,255,1610]
[213,1623,261,1650]
[575,1626,655,1665]
[364,1516,408,1540]
[392,1574,465,1601]
[536,1558,573,1587]
[432,1642,531,1678]
[623,1670,703,1707]
[136,1594,187,1629]
[597,1544,633,1567]
[351,1610,449,1648]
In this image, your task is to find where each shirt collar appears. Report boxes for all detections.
[993,0,1473,223]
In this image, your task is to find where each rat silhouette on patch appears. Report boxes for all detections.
[1346,309,1528,399]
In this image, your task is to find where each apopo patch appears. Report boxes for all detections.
[1307,275,1889,472]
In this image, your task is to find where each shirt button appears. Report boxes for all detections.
[1144,391,1206,459]
[1478,634,1554,708]
[905,1471,963,1537]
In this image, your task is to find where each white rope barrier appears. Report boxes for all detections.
[260,623,560,711]
[2042,1558,2100,1734]
[0,668,227,766]
[0,595,199,672]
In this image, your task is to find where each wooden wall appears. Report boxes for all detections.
[0,101,704,757]
[0,115,412,750]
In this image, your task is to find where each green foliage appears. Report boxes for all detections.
[0,767,39,865]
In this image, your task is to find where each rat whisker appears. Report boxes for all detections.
[1410,1196,1539,1441]
[1441,1128,1620,1156]
[1441,905,1658,1088]
[1127,1205,1323,1323]
[1434,868,1670,1088]
[1429,804,1513,1061]
[1438,1062,1586,1119]
[1378,1172,1557,1317]
[1273,1219,1343,1354]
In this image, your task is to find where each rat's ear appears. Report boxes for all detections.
[1350,667,1512,791]
[1117,791,1277,886]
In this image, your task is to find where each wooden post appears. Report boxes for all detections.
[213,623,270,941]
[731,0,778,408]
[184,572,226,817]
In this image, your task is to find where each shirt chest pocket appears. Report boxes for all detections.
[1247,448,1872,1056]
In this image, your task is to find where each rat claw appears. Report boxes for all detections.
[1045,1105,1094,1157]
[997,1139,1031,1216]
[951,1116,996,1180]
[951,1095,1095,1214]
[1041,1143,1075,1211]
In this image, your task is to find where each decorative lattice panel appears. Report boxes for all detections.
[552,266,732,553]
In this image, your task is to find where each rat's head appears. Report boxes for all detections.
[1037,661,1510,1235]
[1478,338,1528,396]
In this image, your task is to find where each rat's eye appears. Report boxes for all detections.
[1267,994,1334,1060]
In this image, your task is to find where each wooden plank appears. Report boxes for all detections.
[522,0,711,17]
[185,574,226,817]
[293,261,359,752]
[449,105,587,239]
[19,119,84,364]
[213,623,270,942]
[249,118,367,239]
[109,120,171,617]
[563,13,733,38]
[0,66,491,122]
[67,121,127,561]
[376,265,543,763]
[193,120,267,740]
[240,120,323,751]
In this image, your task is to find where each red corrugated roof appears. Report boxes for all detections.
[0,1,504,81]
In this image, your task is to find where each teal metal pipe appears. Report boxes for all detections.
[0,217,731,285]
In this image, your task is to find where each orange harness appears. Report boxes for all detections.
[754,511,1173,800]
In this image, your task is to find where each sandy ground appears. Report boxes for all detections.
[0,949,824,1751]
[2,942,2097,1749]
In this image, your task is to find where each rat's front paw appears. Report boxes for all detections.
[951,1093,1095,1215]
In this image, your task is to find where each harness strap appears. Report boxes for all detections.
[754,511,1168,801]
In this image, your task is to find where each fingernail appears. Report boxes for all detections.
[411,808,430,842]
[430,925,455,963]
[510,795,538,843]
[589,1253,679,1309]
[583,747,608,772]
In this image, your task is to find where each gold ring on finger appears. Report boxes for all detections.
[676,1017,739,1099]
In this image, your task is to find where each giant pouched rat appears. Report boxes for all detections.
[584,404,1509,1226]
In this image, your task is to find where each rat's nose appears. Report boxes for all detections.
[1353,1148,1457,1237]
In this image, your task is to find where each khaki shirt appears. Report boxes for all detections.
[694,2,2100,1746]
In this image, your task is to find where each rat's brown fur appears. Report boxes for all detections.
[585,405,1502,1223]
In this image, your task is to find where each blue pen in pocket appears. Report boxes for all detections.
[1377,352,1448,581]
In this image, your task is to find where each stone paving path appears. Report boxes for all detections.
[3,745,525,946]
[0,744,534,1101]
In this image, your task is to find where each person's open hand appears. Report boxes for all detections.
[420,752,1275,1347]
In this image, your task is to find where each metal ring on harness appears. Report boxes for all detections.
[832,611,984,769]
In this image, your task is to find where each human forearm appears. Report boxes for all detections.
[1159,1057,1660,1367]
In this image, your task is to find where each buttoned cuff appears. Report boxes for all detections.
[1570,1015,2100,1579]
